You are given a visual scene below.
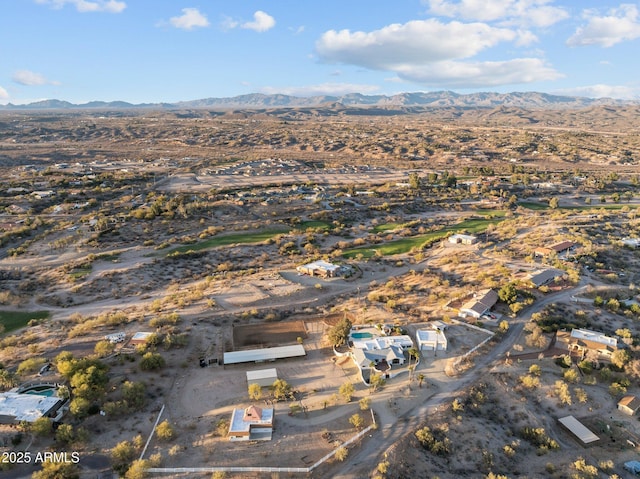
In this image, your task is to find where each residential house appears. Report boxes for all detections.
[296,260,347,278]
[556,328,618,360]
[528,269,565,287]
[459,289,498,319]
[534,241,576,259]
[0,392,65,424]
[228,405,274,441]
[350,335,413,373]
[448,234,477,245]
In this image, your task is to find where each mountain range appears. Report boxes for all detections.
[0,91,634,110]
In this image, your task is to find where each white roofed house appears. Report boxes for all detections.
[349,334,412,380]
[296,260,347,278]
[448,234,477,245]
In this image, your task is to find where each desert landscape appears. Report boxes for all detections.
[1,101,640,479]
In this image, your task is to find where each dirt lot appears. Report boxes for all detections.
[232,320,307,349]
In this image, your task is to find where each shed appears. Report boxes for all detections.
[129,331,153,346]
[618,395,640,416]
[416,329,448,352]
[246,368,278,387]
[558,415,599,446]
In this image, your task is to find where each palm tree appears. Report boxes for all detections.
[407,347,420,379]
[417,373,425,388]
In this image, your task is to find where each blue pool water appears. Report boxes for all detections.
[23,387,56,397]
[351,332,373,339]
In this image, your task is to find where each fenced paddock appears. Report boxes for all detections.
[233,320,307,348]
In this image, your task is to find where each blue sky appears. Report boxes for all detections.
[1,0,640,104]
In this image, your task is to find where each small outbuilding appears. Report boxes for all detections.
[129,332,153,346]
[416,329,448,352]
[618,395,640,416]
[246,368,278,388]
[558,415,599,447]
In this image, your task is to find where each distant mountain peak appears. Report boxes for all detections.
[0,91,633,111]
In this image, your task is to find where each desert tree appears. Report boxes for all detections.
[32,460,80,479]
[248,383,262,401]
[272,379,293,401]
[327,316,352,347]
[111,440,136,476]
[122,381,147,411]
[155,420,175,441]
[335,446,348,462]
[339,382,355,402]
[349,413,364,430]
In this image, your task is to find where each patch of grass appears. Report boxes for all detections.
[518,202,549,210]
[371,223,406,233]
[166,228,290,256]
[0,310,49,334]
[563,204,640,211]
[344,217,504,258]
[298,220,331,231]
[473,209,507,217]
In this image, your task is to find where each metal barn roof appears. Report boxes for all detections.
[224,345,305,365]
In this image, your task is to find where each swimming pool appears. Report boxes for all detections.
[351,332,373,340]
[21,385,57,397]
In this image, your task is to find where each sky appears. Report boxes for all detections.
[1,0,640,104]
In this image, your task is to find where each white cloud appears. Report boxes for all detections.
[241,11,276,32]
[425,0,568,27]
[395,58,562,88]
[555,84,638,99]
[315,17,563,89]
[35,0,126,13]
[12,70,60,86]
[259,83,380,96]
[317,19,516,68]
[567,4,640,47]
[0,86,9,100]
[220,15,239,31]
[170,8,210,30]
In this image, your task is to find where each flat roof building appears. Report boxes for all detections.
[246,368,278,388]
[296,260,346,278]
[0,392,64,424]
[416,329,448,352]
[448,234,477,245]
